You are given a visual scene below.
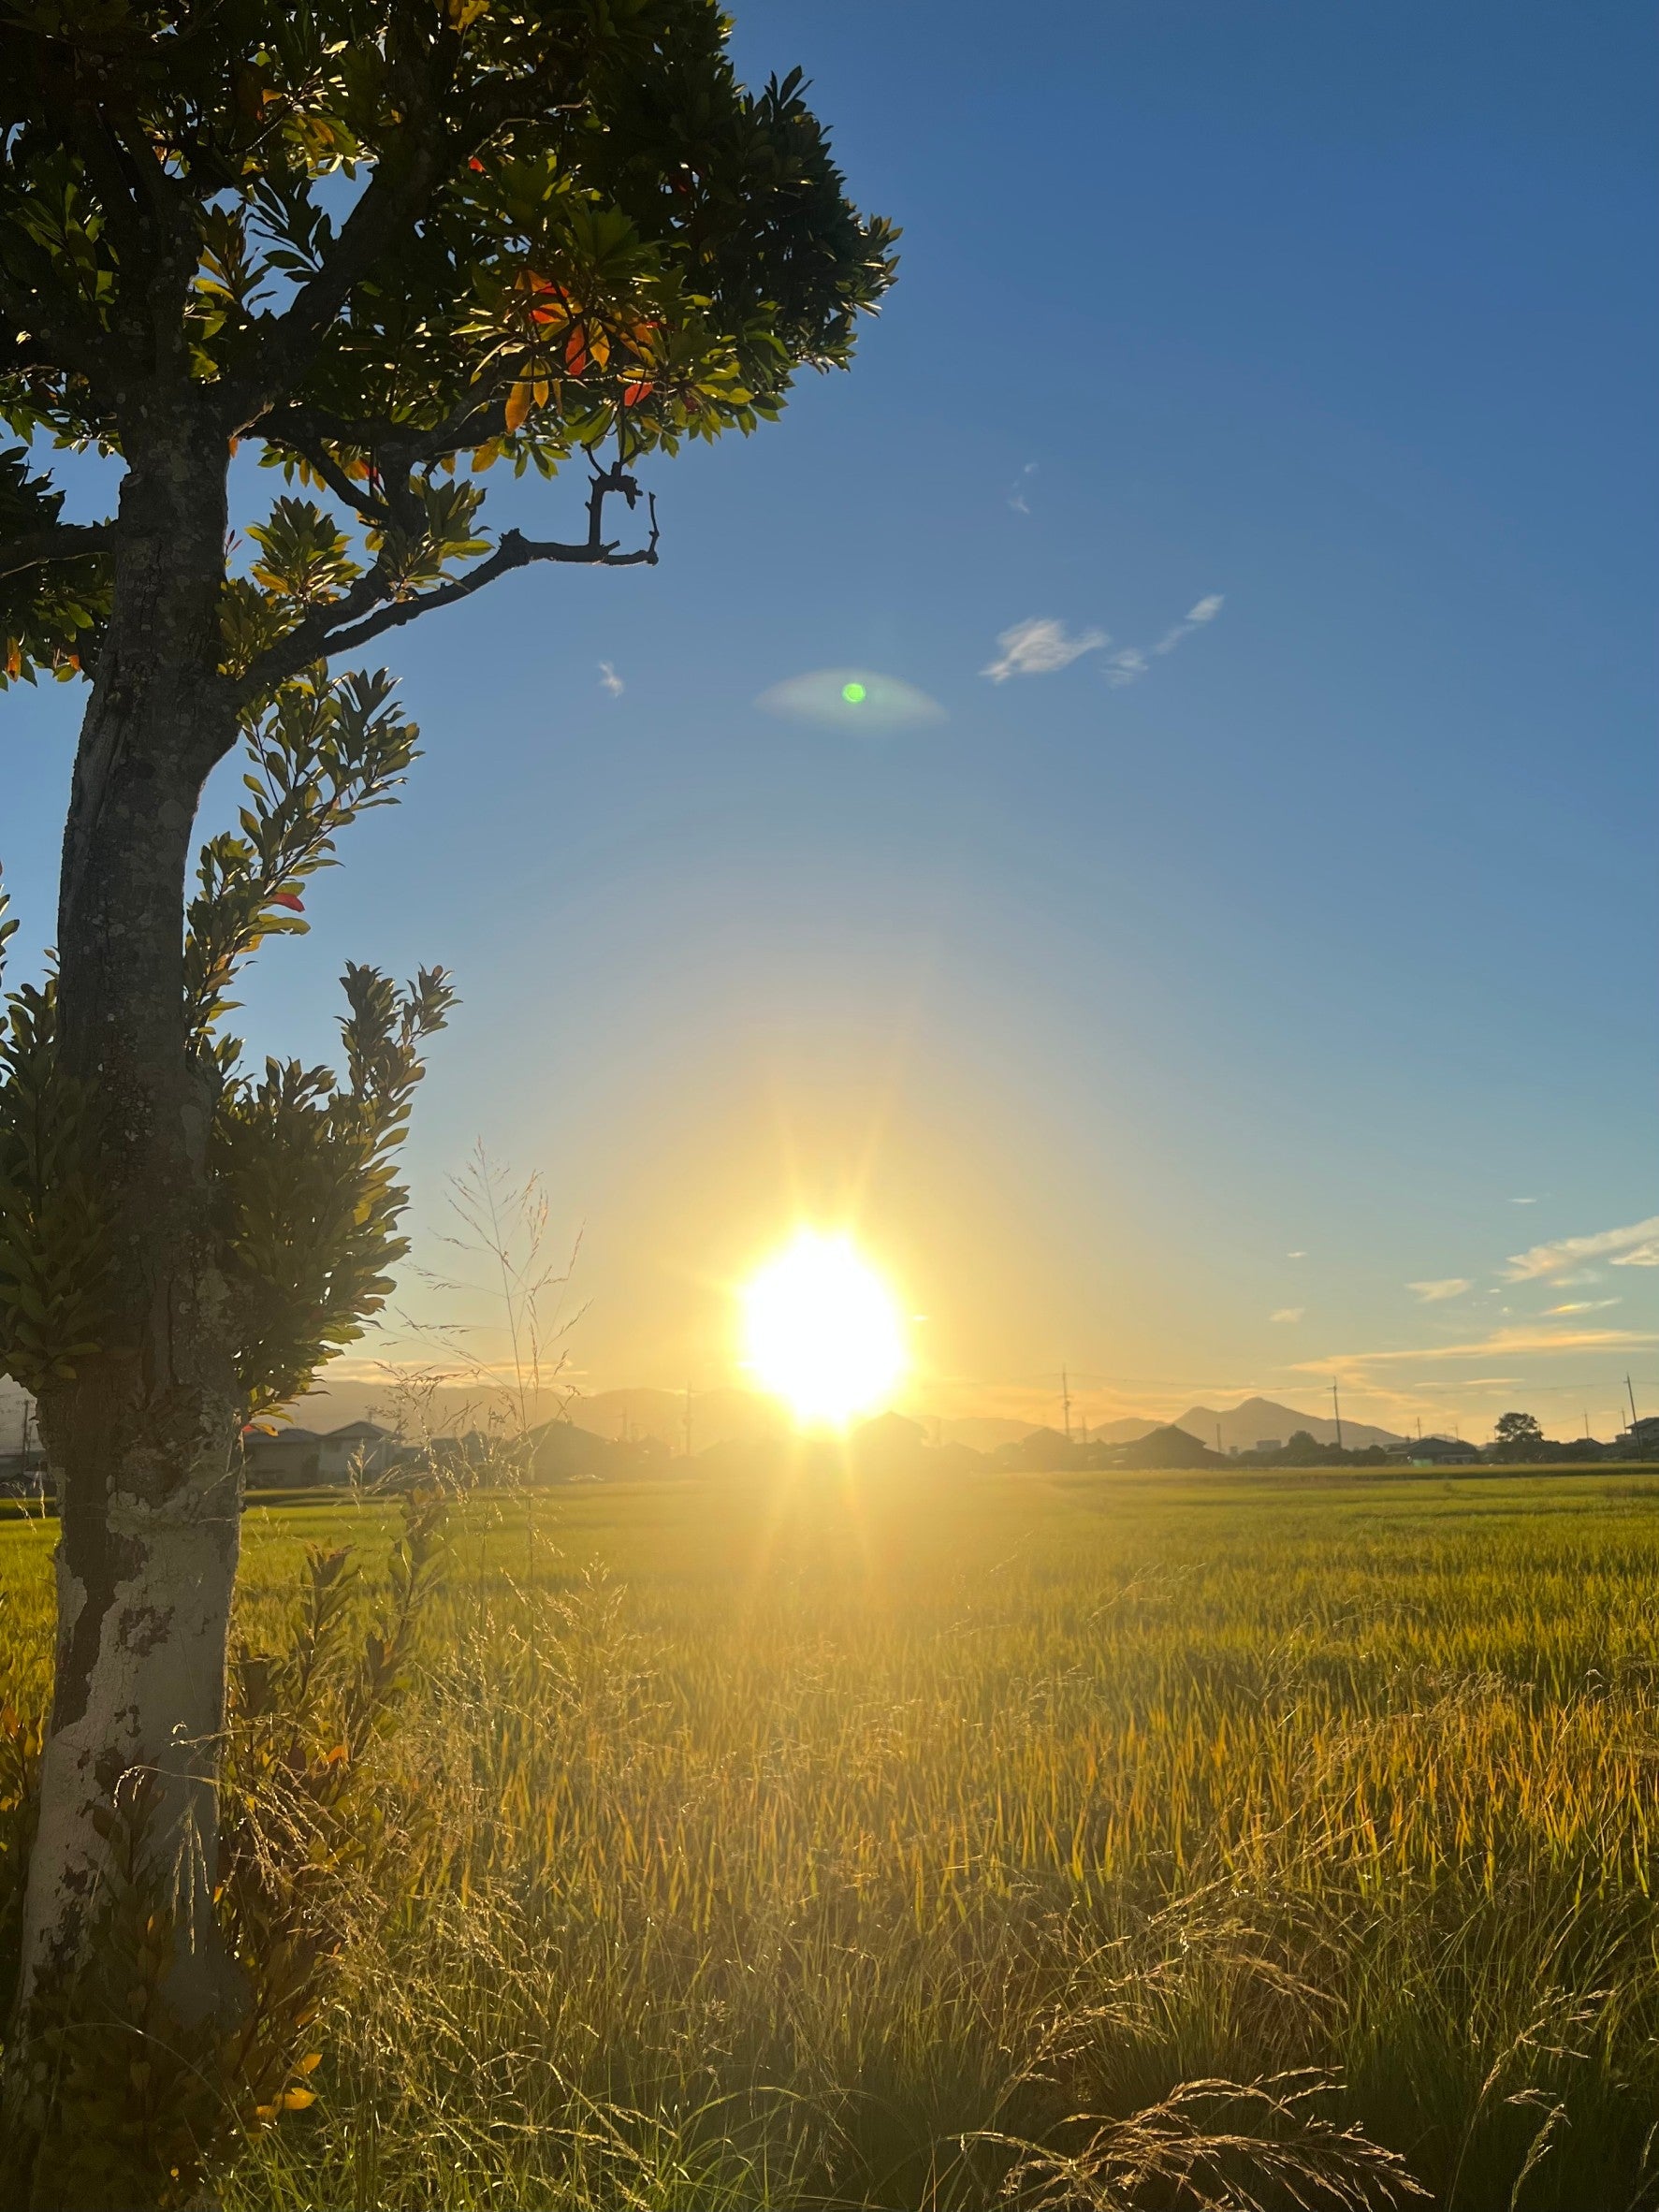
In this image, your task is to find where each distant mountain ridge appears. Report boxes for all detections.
[1171,1396,1403,1452]
[275,1379,1400,1454]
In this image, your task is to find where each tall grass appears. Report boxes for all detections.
[4,1466,1658,2208]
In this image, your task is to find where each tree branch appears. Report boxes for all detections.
[252,387,506,479]
[0,268,111,389]
[228,462,658,706]
[225,27,457,420]
[0,520,118,580]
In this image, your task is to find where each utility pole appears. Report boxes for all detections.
[1628,1375,1641,1432]
[1331,1380,1344,1452]
[1061,1366,1072,1444]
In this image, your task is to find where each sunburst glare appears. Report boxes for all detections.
[740,1230,909,1428]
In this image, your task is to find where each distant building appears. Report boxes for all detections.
[242,1419,400,1486]
[1254,1438,1282,1454]
[1389,1435,1479,1466]
[996,1426,1074,1471]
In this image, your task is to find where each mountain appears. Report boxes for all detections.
[1084,1415,1165,1444]
[935,1416,1052,1451]
[1171,1396,1403,1453]
[271,1379,1400,1460]
[570,1388,784,1450]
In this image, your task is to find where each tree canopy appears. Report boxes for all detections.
[1492,1410,1545,1458]
[1,0,897,691]
[0,0,895,1423]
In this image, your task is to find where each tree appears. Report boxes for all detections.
[1493,1410,1545,1460]
[0,0,894,2162]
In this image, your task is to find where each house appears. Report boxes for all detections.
[1254,1438,1282,1454]
[242,1419,400,1486]
[315,1420,400,1478]
[242,1426,323,1483]
[1388,1435,1480,1466]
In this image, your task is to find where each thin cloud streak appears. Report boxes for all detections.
[598,660,624,697]
[1295,1324,1659,1375]
[1153,592,1227,655]
[1271,1307,1304,1324]
[1505,1215,1659,1281]
[1104,594,1224,685]
[982,617,1107,682]
[1409,1278,1472,1302]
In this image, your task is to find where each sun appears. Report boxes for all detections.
[741,1230,908,1428]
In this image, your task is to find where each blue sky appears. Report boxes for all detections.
[4,0,1656,1437]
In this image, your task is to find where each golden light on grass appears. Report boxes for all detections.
[740,1230,908,1427]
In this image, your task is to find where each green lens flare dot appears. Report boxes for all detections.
[841,681,866,705]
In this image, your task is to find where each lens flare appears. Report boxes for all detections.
[756,668,944,732]
[741,1230,908,1428]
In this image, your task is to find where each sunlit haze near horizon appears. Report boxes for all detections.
[3,1,1655,1441]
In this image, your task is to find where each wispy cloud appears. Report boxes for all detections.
[1154,593,1226,655]
[982,617,1107,682]
[1505,1215,1659,1282]
[1408,1277,1472,1302]
[1296,1324,1659,1376]
[1509,1195,1540,1205]
[598,661,624,698]
[1008,462,1038,515]
[1102,594,1224,686]
[1286,1250,1308,1259]
[1271,1308,1304,1324]
[1546,1298,1622,1316]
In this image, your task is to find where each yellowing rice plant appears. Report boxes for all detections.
[3,1465,1658,2210]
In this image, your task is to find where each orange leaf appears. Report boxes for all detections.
[622,382,653,407]
[281,2087,317,2111]
[503,381,532,432]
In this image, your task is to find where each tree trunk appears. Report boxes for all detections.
[13,414,242,2044]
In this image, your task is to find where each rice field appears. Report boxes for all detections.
[4,1463,1659,2209]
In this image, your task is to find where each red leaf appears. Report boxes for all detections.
[622,382,654,407]
[270,892,304,912]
